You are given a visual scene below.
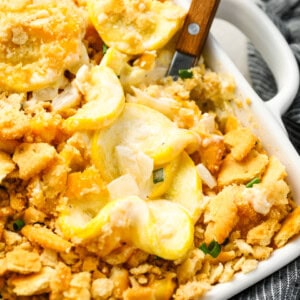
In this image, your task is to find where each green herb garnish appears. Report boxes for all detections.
[246,177,260,188]
[153,168,164,184]
[102,44,108,55]
[178,69,193,79]
[13,219,25,231]
[199,240,221,258]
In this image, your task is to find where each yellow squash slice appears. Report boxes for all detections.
[57,196,194,260]
[165,151,203,224]
[0,0,87,92]
[100,46,161,92]
[87,0,187,54]
[64,65,125,131]
[147,199,194,260]
[91,103,199,181]
[148,157,180,199]
[100,46,132,75]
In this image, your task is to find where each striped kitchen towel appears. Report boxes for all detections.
[230,0,300,299]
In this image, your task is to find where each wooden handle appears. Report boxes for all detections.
[176,0,220,57]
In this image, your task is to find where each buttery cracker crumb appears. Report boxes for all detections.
[174,281,211,300]
[224,127,257,161]
[64,272,91,299]
[50,262,72,296]
[82,256,99,272]
[274,206,300,248]
[12,26,29,45]
[209,263,224,284]
[218,150,269,186]
[23,206,46,224]
[21,225,73,252]
[233,256,246,272]
[176,248,205,284]
[40,249,58,268]
[91,278,114,299]
[247,219,281,246]
[130,263,161,276]
[6,248,41,274]
[3,230,23,246]
[0,258,7,276]
[241,259,258,274]
[0,151,15,183]
[110,266,130,298]
[11,267,55,296]
[13,143,57,180]
[204,185,238,244]
[219,261,235,283]
[252,246,273,260]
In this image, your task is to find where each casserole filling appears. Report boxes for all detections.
[0,0,299,299]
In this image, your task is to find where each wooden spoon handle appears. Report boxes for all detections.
[176,0,220,57]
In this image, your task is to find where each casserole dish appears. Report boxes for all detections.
[177,0,300,298]
[0,1,299,299]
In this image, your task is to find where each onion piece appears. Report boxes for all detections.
[107,174,140,200]
[196,163,217,189]
[51,85,81,112]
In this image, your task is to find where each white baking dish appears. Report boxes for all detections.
[177,0,300,298]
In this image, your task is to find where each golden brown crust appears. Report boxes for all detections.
[12,143,57,180]
[224,127,257,161]
[217,150,269,186]
[274,207,300,248]
[0,0,88,92]
[21,225,73,253]
[0,2,298,299]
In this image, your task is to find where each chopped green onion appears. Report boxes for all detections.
[102,44,108,55]
[178,69,193,79]
[13,219,25,231]
[199,240,221,258]
[199,243,209,254]
[246,177,260,188]
[153,168,164,184]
